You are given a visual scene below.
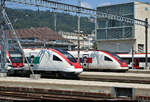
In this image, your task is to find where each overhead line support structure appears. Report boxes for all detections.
[6,0,149,26]
[0,0,7,73]
[77,0,80,63]
[0,0,35,74]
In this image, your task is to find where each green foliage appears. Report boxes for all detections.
[6,8,95,34]
[93,41,98,50]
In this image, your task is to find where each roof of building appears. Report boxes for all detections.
[1,27,65,41]
[97,1,150,8]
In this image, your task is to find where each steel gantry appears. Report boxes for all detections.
[1,0,150,70]
[1,0,8,73]
[6,0,149,26]
[0,0,35,74]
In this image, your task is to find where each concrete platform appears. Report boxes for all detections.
[128,69,150,74]
[0,77,149,101]
[80,72,150,79]
[79,72,150,84]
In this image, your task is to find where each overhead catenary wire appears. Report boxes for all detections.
[6,0,149,27]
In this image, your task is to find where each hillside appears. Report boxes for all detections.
[6,8,95,34]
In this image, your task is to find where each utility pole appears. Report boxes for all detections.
[145,18,148,69]
[131,45,135,69]
[54,0,61,32]
[1,22,8,73]
[0,0,8,74]
[54,10,57,32]
[77,0,81,63]
[95,16,97,46]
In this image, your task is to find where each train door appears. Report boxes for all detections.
[37,50,55,71]
[134,58,140,69]
[82,54,89,69]
[103,55,114,69]
[90,51,103,69]
[52,54,64,71]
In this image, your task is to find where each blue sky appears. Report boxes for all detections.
[6,0,150,10]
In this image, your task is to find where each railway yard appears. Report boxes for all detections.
[0,69,149,102]
[1,0,150,101]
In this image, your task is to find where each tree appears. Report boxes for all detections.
[6,8,95,34]
[93,41,98,50]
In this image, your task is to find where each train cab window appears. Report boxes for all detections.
[7,59,10,63]
[53,55,62,61]
[104,56,112,61]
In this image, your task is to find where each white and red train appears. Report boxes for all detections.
[6,48,128,77]
[9,48,83,77]
[0,46,24,70]
[117,53,150,69]
[7,49,24,68]
[68,50,128,72]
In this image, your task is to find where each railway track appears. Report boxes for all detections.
[0,76,149,101]
[0,90,135,102]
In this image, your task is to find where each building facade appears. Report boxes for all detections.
[58,31,95,50]
[0,27,75,50]
[96,1,150,53]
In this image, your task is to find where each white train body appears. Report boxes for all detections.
[68,50,128,71]
[117,53,150,69]
[23,48,83,75]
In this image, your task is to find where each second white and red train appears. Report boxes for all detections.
[68,50,128,72]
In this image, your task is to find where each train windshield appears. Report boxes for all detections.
[9,52,23,63]
[11,57,23,63]
[55,49,77,63]
[108,52,124,62]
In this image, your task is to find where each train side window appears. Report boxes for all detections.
[148,58,150,62]
[104,56,112,61]
[140,58,145,62]
[53,55,62,61]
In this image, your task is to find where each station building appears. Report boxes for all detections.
[96,1,150,53]
[58,31,95,50]
[0,27,75,50]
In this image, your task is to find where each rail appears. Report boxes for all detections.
[0,86,134,101]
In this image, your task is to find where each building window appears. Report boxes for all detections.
[138,44,144,53]
[145,7,149,11]
[96,2,134,40]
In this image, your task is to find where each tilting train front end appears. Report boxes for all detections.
[34,49,83,74]
[23,48,83,77]
[69,50,128,72]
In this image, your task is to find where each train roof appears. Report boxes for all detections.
[117,53,150,58]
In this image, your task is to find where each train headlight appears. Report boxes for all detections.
[121,61,128,67]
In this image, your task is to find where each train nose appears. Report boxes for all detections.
[72,62,82,69]
[121,61,128,67]
[74,68,83,74]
